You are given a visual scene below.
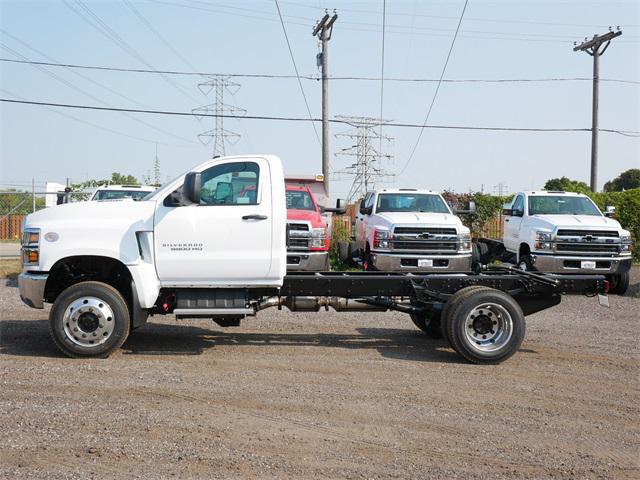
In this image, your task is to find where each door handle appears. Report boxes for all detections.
[242,214,268,220]
[505,219,510,222]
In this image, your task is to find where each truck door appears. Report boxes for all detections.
[355,192,372,251]
[154,158,274,285]
[504,194,525,252]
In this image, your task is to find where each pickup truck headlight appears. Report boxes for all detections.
[535,231,554,250]
[21,228,40,266]
[620,233,631,243]
[458,232,472,252]
[310,227,328,249]
[373,228,391,249]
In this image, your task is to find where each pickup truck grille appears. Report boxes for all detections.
[393,227,457,235]
[557,229,618,238]
[390,226,459,252]
[287,222,311,250]
[556,244,619,254]
[390,241,458,252]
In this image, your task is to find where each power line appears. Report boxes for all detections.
[0,42,196,145]
[5,58,638,84]
[273,0,321,147]
[401,0,469,176]
[2,98,639,136]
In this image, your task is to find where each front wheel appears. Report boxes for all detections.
[608,271,630,295]
[445,288,525,364]
[49,281,131,358]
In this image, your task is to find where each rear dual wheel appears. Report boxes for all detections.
[441,287,525,364]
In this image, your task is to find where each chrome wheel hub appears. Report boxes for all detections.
[463,303,513,353]
[63,296,115,347]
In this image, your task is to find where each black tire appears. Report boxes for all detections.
[363,248,376,271]
[608,271,630,295]
[440,286,491,345]
[410,311,442,338]
[517,254,534,272]
[49,281,131,358]
[446,288,525,364]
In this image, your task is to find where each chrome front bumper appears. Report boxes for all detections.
[18,272,48,309]
[532,254,632,274]
[287,251,330,271]
[370,252,472,271]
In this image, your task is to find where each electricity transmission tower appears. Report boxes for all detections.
[493,182,509,196]
[333,116,393,202]
[573,28,622,191]
[193,75,246,157]
[153,143,161,186]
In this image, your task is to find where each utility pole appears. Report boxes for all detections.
[573,28,622,192]
[334,115,393,202]
[312,11,338,196]
[193,75,246,157]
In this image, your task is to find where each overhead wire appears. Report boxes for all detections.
[400,0,469,176]
[2,98,639,137]
[273,0,321,147]
[379,0,386,156]
[3,58,639,84]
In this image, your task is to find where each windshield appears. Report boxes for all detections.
[286,190,315,211]
[376,193,450,213]
[93,190,150,201]
[528,196,602,216]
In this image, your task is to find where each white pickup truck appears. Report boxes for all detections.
[355,189,473,271]
[502,190,632,293]
[17,155,608,364]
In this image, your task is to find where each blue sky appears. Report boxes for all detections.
[1,0,638,199]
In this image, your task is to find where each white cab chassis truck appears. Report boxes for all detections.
[493,191,632,294]
[18,156,607,364]
[355,189,473,271]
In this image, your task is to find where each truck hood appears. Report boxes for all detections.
[530,214,622,230]
[23,200,157,270]
[376,212,463,228]
[287,208,326,227]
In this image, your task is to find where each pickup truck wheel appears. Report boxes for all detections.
[409,313,442,338]
[49,281,131,358]
[518,254,534,272]
[608,271,629,295]
[440,286,491,345]
[446,288,525,364]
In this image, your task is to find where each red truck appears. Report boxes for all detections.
[285,184,330,271]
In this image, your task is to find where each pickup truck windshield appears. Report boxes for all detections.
[286,190,315,211]
[376,193,449,213]
[93,190,150,201]
[528,196,601,216]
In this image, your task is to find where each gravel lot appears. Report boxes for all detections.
[1,269,638,479]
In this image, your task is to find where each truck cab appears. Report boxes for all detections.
[503,190,632,292]
[285,184,330,271]
[355,188,472,271]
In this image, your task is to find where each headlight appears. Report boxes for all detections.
[373,228,391,249]
[458,232,471,251]
[535,231,553,250]
[620,234,631,243]
[310,227,327,249]
[21,228,40,266]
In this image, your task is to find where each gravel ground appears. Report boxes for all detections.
[1,269,639,479]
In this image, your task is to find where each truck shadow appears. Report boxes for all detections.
[0,319,511,364]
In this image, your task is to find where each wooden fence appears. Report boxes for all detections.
[478,215,504,240]
[0,215,24,240]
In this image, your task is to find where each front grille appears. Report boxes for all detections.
[390,241,457,252]
[288,223,309,232]
[393,227,457,235]
[557,229,618,238]
[287,222,311,251]
[556,243,619,254]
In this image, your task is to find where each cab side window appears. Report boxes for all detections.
[200,162,259,206]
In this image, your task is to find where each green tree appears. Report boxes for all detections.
[543,177,591,194]
[603,169,640,192]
